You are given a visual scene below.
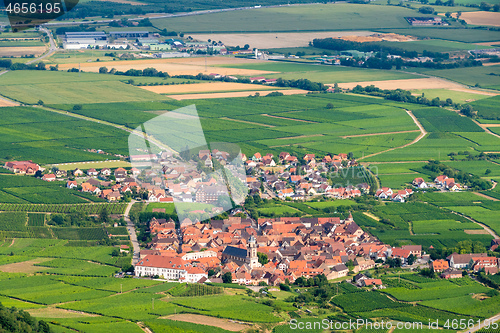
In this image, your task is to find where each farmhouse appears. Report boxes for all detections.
[412,177,428,188]
[432,259,449,272]
[4,161,40,175]
[135,255,207,282]
[42,174,56,182]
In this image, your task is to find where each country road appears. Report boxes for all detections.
[27,27,56,64]
[358,110,427,161]
[463,313,500,333]
[124,200,140,265]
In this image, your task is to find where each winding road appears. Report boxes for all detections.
[123,200,140,265]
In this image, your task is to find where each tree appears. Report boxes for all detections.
[37,100,44,105]
[111,248,120,257]
[407,254,416,265]
[257,252,268,266]
[99,66,108,74]
[326,103,334,109]
[222,272,232,283]
[36,62,46,70]
[73,104,82,111]
[486,169,492,175]
[244,44,250,50]
[99,207,109,223]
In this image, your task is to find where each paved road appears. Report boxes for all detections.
[27,27,56,64]
[463,312,500,332]
[124,200,140,265]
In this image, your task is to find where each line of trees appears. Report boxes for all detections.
[0,303,51,333]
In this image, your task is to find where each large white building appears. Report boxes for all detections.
[135,255,207,283]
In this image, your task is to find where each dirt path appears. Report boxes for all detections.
[164,313,251,331]
[473,192,499,201]
[341,130,420,139]
[363,212,380,221]
[450,211,500,239]
[359,110,426,161]
[221,117,275,128]
[261,113,316,123]
[9,238,15,247]
[472,119,500,140]
[137,322,153,333]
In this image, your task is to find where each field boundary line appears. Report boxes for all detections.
[220,117,275,127]
[261,113,317,123]
[341,130,420,138]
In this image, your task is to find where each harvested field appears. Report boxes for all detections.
[165,313,249,331]
[483,62,500,66]
[0,46,46,57]
[340,33,416,43]
[336,78,464,90]
[461,11,500,27]
[0,97,19,107]
[464,229,490,234]
[57,58,273,76]
[27,307,99,318]
[189,31,376,49]
[363,212,381,221]
[166,89,307,100]
[140,82,275,94]
[0,258,52,273]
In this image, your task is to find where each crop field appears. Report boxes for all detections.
[331,291,407,312]
[363,202,493,248]
[0,106,130,163]
[34,258,119,276]
[0,203,127,214]
[154,4,428,33]
[217,61,418,83]
[170,294,280,322]
[411,89,494,104]
[378,28,500,43]
[468,95,500,119]
[419,65,500,90]
[0,71,168,104]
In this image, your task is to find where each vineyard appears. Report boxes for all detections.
[52,227,107,240]
[0,212,27,231]
[168,283,223,297]
[34,258,120,277]
[331,291,407,312]
[0,203,127,214]
[27,213,45,226]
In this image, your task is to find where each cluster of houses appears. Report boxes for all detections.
[135,214,430,286]
[375,187,413,203]
[245,151,369,201]
[431,248,500,277]
[413,175,462,192]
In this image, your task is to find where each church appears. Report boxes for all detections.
[221,236,259,268]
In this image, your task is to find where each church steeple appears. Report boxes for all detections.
[247,235,259,268]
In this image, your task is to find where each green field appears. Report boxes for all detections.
[468,95,500,119]
[0,71,168,104]
[217,61,418,83]
[418,65,500,90]
[378,28,500,43]
[0,106,129,163]
[154,4,426,33]
[362,201,494,248]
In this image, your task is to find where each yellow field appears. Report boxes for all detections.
[141,82,276,94]
[52,160,131,170]
[461,11,500,27]
[166,89,307,100]
[57,57,274,76]
[0,46,46,57]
